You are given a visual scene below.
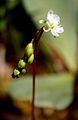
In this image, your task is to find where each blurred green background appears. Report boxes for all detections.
[0,0,78,110]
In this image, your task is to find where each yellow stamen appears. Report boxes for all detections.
[50,22,54,28]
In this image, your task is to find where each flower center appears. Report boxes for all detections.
[50,22,54,28]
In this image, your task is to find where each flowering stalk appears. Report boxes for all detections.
[31,9,64,119]
[12,10,64,78]
[12,9,64,120]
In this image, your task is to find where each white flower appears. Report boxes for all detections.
[46,10,64,37]
[39,10,64,37]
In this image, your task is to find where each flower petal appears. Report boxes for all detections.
[47,10,60,26]
[51,25,64,37]
[56,25,64,33]
[51,28,59,37]
[53,14,60,26]
[47,10,54,23]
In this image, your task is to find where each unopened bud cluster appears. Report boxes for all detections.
[12,42,34,78]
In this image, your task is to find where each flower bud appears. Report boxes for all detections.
[18,59,26,68]
[39,19,45,24]
[25,42,34,56]
[28,54,34,64]
[13,69,20,76]
[21,68,26,74]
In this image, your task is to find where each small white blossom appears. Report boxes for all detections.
[46,10,64,37]
[39,10,64,37]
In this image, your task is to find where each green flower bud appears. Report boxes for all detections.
[28,54,34,64]
[18,59,26,68]
[13,69,20,76]
[25,42,34,56]
[21,68,26,74]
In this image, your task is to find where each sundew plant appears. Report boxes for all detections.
[12,10,64,120]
